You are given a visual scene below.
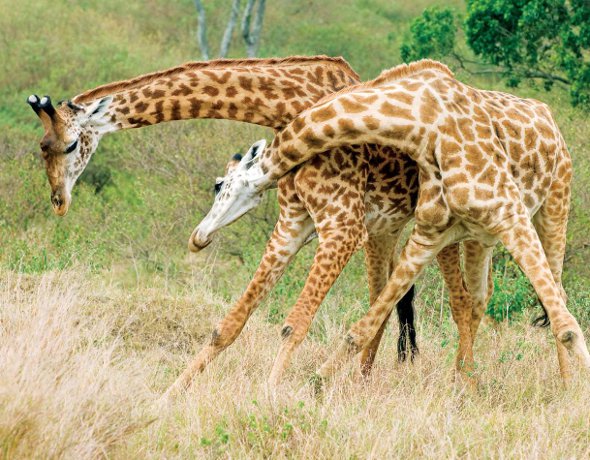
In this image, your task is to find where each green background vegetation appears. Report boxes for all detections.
[1,0,588,323]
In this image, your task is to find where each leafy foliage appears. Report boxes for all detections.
[401,0,590,106]
[400,7,458,62]
[487,247,537,322]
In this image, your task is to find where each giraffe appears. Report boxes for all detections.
[26,56,359,216]
[163,138,426,396]
[26,56,423,368]
[177,59,589,389]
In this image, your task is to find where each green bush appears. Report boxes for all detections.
[487,247,537,322]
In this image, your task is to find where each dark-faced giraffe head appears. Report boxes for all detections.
[188,139,268,252]
[27,94,113,216]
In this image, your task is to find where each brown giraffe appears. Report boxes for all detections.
[26,56,424,374]
[177,60,589,390]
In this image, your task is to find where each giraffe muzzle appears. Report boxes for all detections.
[188,228,213,253]
[51,191,70,216]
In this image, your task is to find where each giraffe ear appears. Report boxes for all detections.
[83,96,113,124]
[239,139,266,170]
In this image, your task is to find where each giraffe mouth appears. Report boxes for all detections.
[51,192,70,216]
[52,205,69,217]
[188,229,213,253]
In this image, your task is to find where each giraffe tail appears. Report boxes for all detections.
[532,301,550,328]
[396,285,419,362]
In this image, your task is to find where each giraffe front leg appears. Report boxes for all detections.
[497,215,590,383]
[436,243,478,388]
[267,228,362,388]
[163,210,314,398]
[462,240,494,343]
[358,232,397,376]
[318,228,443,380]
[359,231,418,376]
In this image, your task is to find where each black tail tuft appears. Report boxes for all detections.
[396,285,419,362]
[532,301,550,328]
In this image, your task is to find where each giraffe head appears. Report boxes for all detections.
[27,94,113,216]
[188,139,268,252]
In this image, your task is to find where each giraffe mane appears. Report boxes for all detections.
[72,55,360,104]
[316,59,454,105]
[371,59,453,85]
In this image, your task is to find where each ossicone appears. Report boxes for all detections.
[27,94,56,118]
[27,94,41,114]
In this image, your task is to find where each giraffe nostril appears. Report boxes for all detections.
[52,195,63,208]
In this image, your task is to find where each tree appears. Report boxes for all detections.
[400,1,590,106]
[193,0,267,59]
[400,7,457,63]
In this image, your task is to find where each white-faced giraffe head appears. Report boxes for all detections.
[27,94,113,216]
[189,139,269,252]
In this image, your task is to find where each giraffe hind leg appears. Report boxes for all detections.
[462,240,494,343]
[497,214,590,381]
[531,165,571,328]
[437,243,477,388]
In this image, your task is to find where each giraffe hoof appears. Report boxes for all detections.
[188,236,211,252]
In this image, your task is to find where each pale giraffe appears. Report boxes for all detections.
[175,60,589,390]
[164,138,428,397]
[26,56,425,368]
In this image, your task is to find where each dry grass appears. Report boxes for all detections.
[1,270,589,459]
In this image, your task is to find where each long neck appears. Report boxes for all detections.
[258,83,432,183]
[72,57,360,132]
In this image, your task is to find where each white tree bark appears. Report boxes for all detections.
[194,0,210,60]
[195,0,266,59]
[219,0,242,58]
[241,0,266,57]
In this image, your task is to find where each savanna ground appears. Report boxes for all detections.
[1,0,590,458]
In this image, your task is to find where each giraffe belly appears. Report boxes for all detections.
[364,145,418,236]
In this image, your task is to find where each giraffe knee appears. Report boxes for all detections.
[210,328,222,347]
[345,331,364,353]
[210,324,238,348]
[281,325,293,339]
[450,291,472,309]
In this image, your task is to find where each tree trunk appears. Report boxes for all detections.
[219,0,242,58]
[241,0,266,57]
[194,0,210,60]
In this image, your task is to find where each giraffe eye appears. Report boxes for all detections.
[64,139,78,154]
[214,181,223,195]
